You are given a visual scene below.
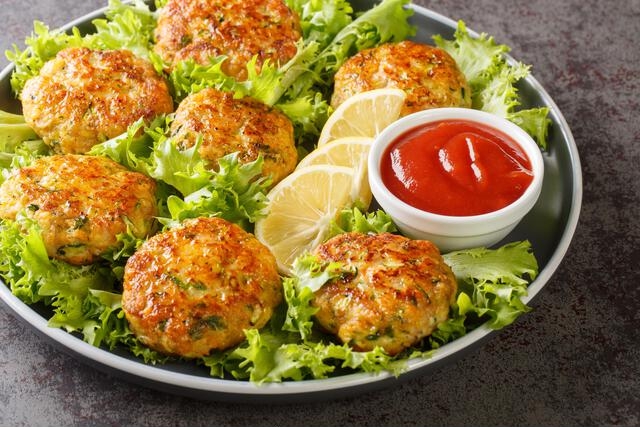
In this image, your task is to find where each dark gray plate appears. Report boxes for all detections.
[0,1,581,403]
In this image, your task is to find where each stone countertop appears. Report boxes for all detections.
[0,0,638,426]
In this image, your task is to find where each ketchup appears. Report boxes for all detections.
[380,119,533,216]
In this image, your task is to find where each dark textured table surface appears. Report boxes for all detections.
[1,1,638,426]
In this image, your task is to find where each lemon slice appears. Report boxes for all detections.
[254,165,361,274]
[296,136,373,207]
[297,136,373,169]
[317,88,406,146]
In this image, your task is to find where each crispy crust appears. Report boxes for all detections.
[122,217,282,358]
[154,0,301,80]
[170,88,297,184]
[312,232,457,355]
[21,47,174,154]
[331,41,471,116]
[0,154,158,265]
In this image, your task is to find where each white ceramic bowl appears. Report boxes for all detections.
[368,107,545,252]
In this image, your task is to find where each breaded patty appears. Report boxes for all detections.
[311,232,457,355]
[154,0,301,80]
[331,41,471,116]
[0,154,158,265]
[122,217,282,358]
[21,47,174,154]
[170,88,297,184]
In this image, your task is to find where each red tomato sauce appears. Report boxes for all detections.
[380,119,533,216]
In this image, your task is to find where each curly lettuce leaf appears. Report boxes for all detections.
[0,217,61,304]
[235,329,403,383]
[161,153,271,229]
[5,22,85,95]
[168,57,243,103]
[5,0,160,96]
[508,107,553,148]
[281,253,355,340]
[88,116,160,173]
[477,61,530,117]
[203,327,402,383]
[444,240,537,287]
[434,21,551,149]
[440,240,537,337]
[0,111,47,178]
[278,0,415,106]
[99,224,151,282]
[0,217,165,363]
[0,137,49,182]
[285,0,354,46]
[145,134,212,197]
[82,290,167,363]
[90,115,211,196]
[91,117,270,230]
[433,21,509,91]
[328,207,397,238]
[305,0,414,84]
[276,93,330,140]
[83,0,158,61]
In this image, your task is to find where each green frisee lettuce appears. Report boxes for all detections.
[89,115,271,229]
[443,240,537,329]
[0,216,164,362]
[0,110,45,180]
[328,207,398,238]
[6,0,160,96]
[434,21,551,149]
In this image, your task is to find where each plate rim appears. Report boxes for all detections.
[0,1,582,401]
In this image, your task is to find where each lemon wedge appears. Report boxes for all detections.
[296,136,373,207]
[297,136,373,169]
[317,88,406,146]
[254,164,364,274]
